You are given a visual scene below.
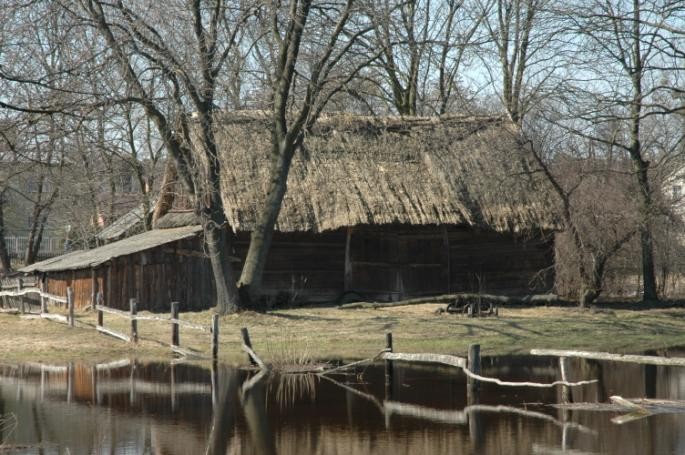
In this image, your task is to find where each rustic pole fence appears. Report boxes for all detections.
[467,344,481,393]
[171,302,180,348]
[130,298,138,343]
[97,292,104,329]
[212,315,219,361]
[241,327,257,366]
[385,332,394,401]
[17,279,24,314]
[94,298,217,359]
[67,287,74,327]
[0,278,68,317]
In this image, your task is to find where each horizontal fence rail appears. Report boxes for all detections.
[0,279,71,318]
[95,295,218,360]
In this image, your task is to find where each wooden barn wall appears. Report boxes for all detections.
[231,230,347,303]
[44,236,215,312]
[348,225,553,300]
[447,229,554,295]
[40,224,553,310]
[348,225,448,300]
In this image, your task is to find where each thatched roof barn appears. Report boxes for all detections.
[215,113,556,303]
[215,112,554,233]
[20,114,556,310]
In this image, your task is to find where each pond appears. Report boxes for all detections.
[0,354,684,454]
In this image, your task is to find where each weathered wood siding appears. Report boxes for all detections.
[447,229,554,295]
[40,224,553,311]
[348,225,553,300]
[232,230,347,303]
[44,236,215,312]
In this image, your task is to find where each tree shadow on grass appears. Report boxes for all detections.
[268,312,342,323]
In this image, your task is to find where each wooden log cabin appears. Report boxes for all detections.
[20,113,557,311]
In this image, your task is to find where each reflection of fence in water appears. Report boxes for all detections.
[0,360,215,413]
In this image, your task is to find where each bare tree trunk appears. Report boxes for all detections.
[629,0,658,302]
[152,160,178,227]
[204,211,240,314]
[0,195,12,274]
[239,142,296,303]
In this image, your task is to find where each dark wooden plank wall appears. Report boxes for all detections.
[349,226,448,300]
[447,229,554,295]
[231,230,347,303]
[349,225,553,300]
[40,224,554,311]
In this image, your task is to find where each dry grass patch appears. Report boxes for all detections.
[1,304,685,364]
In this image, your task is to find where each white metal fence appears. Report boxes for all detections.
[4,236,65,259]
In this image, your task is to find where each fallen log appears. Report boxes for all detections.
[530,349,685,367]
[242,344,268,370]
[379,352,597,388]
[553,396,685,424]
[339,293,565,310]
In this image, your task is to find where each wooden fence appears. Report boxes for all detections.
[0,278,219,360]
[5,236,65,259]
[94,293,219,360]
[0,278,71,323]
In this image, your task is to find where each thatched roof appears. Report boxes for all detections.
[19,226,202,273]
[212,112,555,233]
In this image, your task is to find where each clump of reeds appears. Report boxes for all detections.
[0,413,18,443]
[270,373,318,410]
[262,332,329,373]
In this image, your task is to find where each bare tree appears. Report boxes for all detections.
[525,118,639,305]
[477,0,564,124]
[554,0,685,302]
[360,0,487,115]
[237,0,376,303]
[70,0,258,313]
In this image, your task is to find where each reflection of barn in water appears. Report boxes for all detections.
[1,355,685,454]
[20,114,557,311]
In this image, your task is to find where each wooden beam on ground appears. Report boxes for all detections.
[40,313,69,324]
[340,293,564,309]
[96,325,131,342]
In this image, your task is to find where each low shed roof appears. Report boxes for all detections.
[20,225,202,273]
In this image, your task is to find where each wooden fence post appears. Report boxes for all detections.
[467,344,481,392]
[67,287,74,327]
[40,279,47,314]
[241,327,257,366]
[17,278,24,314]
[212,314,219,361]
[96,292,104,329]
[90,269,98,311]
[130,298,138,343]
[171,302,179,347]
[385,332,394,402]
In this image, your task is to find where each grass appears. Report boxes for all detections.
[1,303,685,365]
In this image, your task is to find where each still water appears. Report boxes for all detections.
[0,354,684,454]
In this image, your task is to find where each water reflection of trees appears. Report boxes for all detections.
[0,358,684,454]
